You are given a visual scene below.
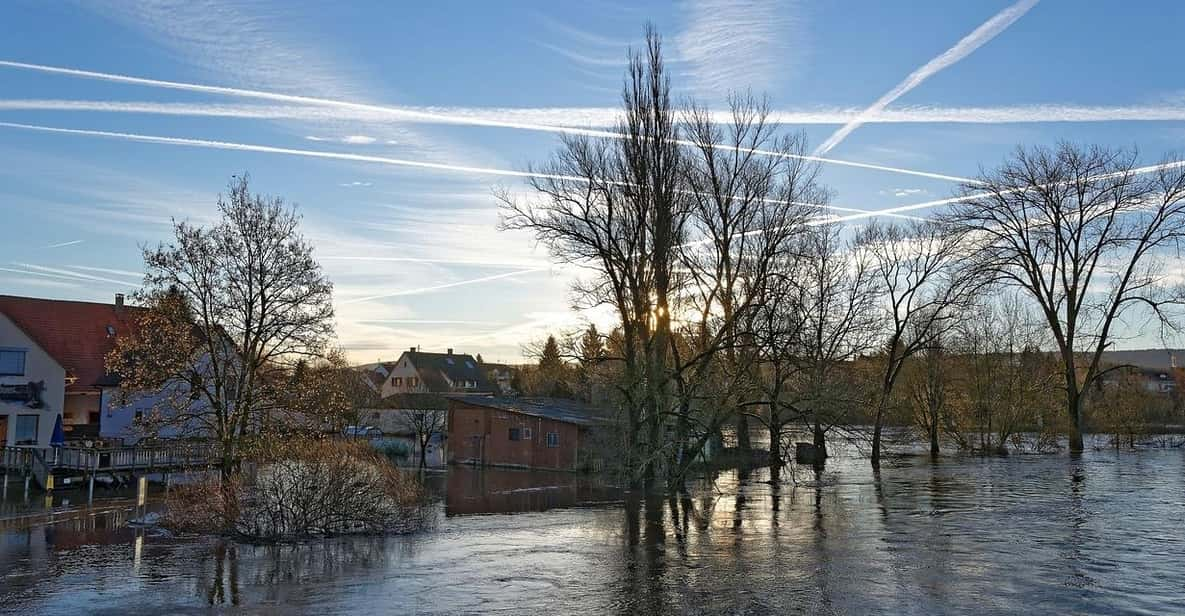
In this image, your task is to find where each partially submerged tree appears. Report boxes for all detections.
[108,174,335,476]
[502,27,686,487]
[753,221,880,470]
[397,406,446,467]
[858,220,976,468]
[948,143,1185,452]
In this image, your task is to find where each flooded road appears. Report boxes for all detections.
[2,446,1183,615]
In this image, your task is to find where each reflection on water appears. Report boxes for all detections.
[2,447,1184,615]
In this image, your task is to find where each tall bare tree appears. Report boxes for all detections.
[665,95,819,478]
[501,27,685,487]
[947,143,1185,452]
[108,175,335,476]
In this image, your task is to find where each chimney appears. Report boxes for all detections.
[114,293,125,308]
[447,348,454,355]
[410,346,416,353]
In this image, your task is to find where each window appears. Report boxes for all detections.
[546,432,560,448]
[392,376,403,386]
[408,377,419,388]
[522,427,532,440]
[509,427,521,441]
[0,348,26,376]
[14,414,38,445]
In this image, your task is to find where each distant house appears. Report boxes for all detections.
[355,360,396,395]
[380,348,495,398]
[446,396,608,471]
[481,362,519,395]
[1099,349,1185,395]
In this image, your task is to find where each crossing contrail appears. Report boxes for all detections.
[0,59,978,184]
[815,0,1039,154]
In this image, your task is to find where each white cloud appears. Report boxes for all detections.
[677,0,807,98]
[815,0,1039,154]
[342,135,375,145]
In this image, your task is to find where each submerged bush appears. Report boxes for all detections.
[163,439,431,542]
[372,438,411,461]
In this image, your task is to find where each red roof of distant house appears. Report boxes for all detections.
[0,295,141,392]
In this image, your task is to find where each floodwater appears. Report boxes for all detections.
[2,444,1184,615]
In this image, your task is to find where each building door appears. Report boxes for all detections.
[0,416,7,445]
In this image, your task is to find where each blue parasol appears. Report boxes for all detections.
[50,414,65,446]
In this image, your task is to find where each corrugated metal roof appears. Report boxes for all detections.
[446,395,611,426]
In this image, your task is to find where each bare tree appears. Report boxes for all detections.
[756,222,880,469]
[664,95,819,480]
[501,27,685,487]
[947,143,1185,452]
[904,333,947,457]
[397,408,446,468]
[947,294,1059,454]
[108,175,335,477]
[858,219,976,468]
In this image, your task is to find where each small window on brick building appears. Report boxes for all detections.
[522,427,532,440]
[509,427,521,441]
[546,432,559,448]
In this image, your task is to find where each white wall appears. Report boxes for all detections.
[0,312,64,448]
[380,353,429,397]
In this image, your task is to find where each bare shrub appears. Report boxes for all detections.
[163,439,431,542]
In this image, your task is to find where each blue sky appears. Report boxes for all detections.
[2,0,1184,362]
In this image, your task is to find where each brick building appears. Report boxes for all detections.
[446,396,607,471]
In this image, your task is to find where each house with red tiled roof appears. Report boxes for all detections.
[0,293,187,447]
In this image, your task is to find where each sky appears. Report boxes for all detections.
[2,0,1185,363]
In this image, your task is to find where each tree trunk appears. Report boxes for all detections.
[871,398,885,469]
[736,414,752,451]
[929,420,939,457]
[812,423,827,468]
[1068,388,1085,454]
[768,419,782,474]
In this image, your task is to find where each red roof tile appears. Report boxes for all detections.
[0,295,141,392]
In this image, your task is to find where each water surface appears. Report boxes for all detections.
[2,446,1183,615]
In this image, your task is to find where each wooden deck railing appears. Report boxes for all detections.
[2,443,220,474]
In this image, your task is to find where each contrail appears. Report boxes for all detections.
[0,59,977,184]
[0,121,587,182]
[0,120,918,220]
[340,268,546,304]
[815,0,1039,154]
[12,99,1185,127]
[45,239,84,248]
[10,262,142,287]
[822,157,1185,224]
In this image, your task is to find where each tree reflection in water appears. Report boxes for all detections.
[3,445,1185,615]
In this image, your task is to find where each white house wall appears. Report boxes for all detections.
[0,312,64,447]
[380,354,429,397]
